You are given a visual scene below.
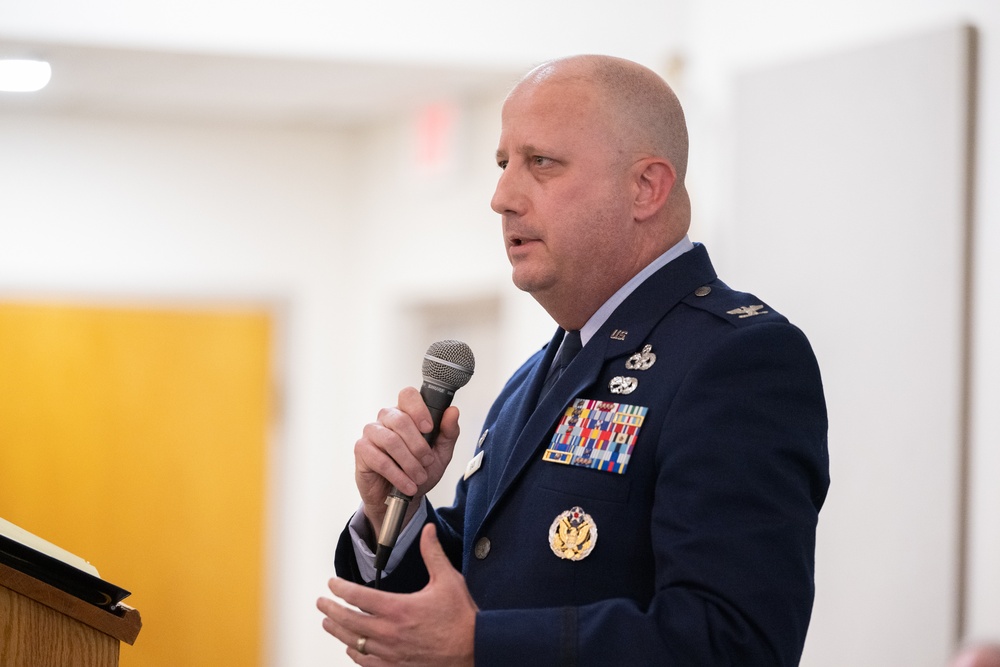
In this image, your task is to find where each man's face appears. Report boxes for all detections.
[490,77,639,320]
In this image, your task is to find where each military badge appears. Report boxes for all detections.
[543,398,647,474]
[609,376,638,394]
[625,344,656,371]
[549,506,597,561]
[727,304,769,318]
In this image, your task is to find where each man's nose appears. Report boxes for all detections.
[491,165,521,216]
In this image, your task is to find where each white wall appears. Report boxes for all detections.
[0,0,685,69]
[2,1,1000,664]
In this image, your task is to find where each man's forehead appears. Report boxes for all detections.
[501,77,600,126]
[508,71,593,103]
[497,101,589,151]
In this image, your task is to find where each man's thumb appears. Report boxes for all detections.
[434,405,461,454]
[419,523,455,580]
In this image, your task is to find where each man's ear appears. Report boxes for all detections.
[632,158,676,222]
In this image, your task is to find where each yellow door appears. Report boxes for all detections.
[0,301,271,666]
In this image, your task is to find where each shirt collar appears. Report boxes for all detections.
[578,235,695,346]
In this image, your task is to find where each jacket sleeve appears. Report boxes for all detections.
[472,322,829,666]
[334,498,466,593]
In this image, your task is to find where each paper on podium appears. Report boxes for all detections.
[0,516,130,610]
[0,517,100,576]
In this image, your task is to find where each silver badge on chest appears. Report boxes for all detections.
[625,344,656,371]
[609,376,638,395]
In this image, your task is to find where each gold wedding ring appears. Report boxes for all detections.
[356,636,368,655]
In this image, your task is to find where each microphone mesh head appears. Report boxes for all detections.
[423,340,475,389]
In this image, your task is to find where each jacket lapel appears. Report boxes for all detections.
[484,244,719,514]
[482,327,561,501]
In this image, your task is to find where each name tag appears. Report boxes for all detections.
[542,398,648,475]
[463,450,485,480]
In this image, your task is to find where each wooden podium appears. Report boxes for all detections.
[0,561,141,667]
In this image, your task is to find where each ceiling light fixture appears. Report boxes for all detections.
[0,58,52,92]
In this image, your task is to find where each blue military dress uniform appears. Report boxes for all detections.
[336,244,830,666]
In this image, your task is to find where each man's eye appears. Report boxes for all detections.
[497,160,508,170]
[533,156,552,167]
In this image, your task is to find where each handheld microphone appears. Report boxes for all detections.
[373,340,475,575]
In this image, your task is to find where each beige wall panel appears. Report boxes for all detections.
[722,26,973,666]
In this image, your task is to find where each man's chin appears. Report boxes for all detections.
[510,269,552,295]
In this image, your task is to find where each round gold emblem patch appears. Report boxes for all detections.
[549,506,598,561]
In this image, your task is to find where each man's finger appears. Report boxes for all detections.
[326,576,391,616]
[316,594,375,645]
[357,435,423,496]
[397,387,435,436]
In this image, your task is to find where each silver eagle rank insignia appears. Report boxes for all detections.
[726,304,769,319]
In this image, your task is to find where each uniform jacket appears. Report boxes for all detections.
[336,244,830,666]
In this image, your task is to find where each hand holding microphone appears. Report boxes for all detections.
[375,340,475,573]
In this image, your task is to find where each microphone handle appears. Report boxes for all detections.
[374,490,411,571]
[373,381,454,571]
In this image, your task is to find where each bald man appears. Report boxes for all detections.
[318,55,829,666]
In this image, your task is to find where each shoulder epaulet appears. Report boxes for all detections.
[681,282,788,327]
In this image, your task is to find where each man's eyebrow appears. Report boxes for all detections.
[496,144,548,161]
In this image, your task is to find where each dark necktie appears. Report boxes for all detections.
[539,330,582,402]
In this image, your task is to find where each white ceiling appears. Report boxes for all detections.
[0,38,523,128]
